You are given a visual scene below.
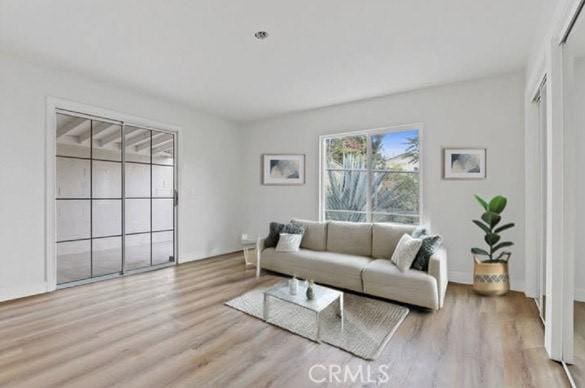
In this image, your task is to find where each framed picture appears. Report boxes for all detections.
[262,154,305,185]
[443,148,486,179]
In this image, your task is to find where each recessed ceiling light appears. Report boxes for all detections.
[254,31,269,40]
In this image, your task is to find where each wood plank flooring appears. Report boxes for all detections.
[0,253,569,387]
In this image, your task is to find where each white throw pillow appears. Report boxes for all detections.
[390,234,423,272]
[275,233,303,252]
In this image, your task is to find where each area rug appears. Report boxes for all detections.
[225,286,409,360]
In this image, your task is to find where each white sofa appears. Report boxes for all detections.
[256,219,448,310]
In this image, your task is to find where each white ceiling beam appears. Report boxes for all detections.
[56,117,87,138]
[125,131,152,147]
[135,134,172,152]
[152,142,173,155]
[98,126,138,147]
[76,122,118,144]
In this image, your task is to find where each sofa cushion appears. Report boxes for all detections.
[362,259,439,309]
[291,218,327,251]
[372,223,417,259]
[327,221,372,257]
[261,248,372,292]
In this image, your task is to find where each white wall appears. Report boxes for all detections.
[0,53,243,301]
[573,59,585,301]
[241,72,526,290]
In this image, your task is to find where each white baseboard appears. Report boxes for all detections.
[0,247,242,303]
[0,282,48,302]
[574,288,585,302]
[448,271,473,285]
[179,245,242,264]
[448,270,525,292]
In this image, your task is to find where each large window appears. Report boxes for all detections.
[320,126,421,224]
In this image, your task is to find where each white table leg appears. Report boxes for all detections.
[316,311,321,342]
[263,293,269,321]
[256,246,261,278]
[339,294,344,330]
[243,247,249,265]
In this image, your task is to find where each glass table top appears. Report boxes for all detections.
[264,280,342,313]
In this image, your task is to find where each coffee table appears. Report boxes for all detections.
[263,280,344,342]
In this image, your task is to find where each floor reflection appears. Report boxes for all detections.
[57,240,174,284]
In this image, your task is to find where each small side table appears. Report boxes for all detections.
[241,238,258,268]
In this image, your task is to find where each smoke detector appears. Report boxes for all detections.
[254,31,269,40]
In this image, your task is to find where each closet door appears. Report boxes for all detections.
[56,114,124,284]
[124,127,176,271]
[536,84,548,322]
[151,131,175,265]
[56,113,177,285]
[563,3,585,383]
[55,113,92,284]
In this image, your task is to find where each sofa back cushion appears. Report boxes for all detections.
[326,221,372,257]
[291,218,327,251]
[372,223,417,259]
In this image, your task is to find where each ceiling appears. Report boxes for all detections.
[0,1,558,122]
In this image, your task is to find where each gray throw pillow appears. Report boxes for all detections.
[264,222,304,248]
[411,234,442,272]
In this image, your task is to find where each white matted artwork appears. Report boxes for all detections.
[443,148,486,179]
[263,154,305,185]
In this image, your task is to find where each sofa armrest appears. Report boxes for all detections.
[255,238,265,278]
[428,247,448,309]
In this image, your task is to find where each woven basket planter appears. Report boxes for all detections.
[472,257,509,296]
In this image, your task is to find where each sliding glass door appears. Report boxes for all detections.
[124,126,176,270]
[55,111,176,285]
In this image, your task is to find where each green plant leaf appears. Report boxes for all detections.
[488,195,507,214]
[472,220,491,234]
[471,248,489,256]
[485,233,500,246]
[474,195,488,210]
[492,241,514,252]
[494,222,515,234]
[481,211,501,228]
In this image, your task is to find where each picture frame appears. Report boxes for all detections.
[443,148,486,179]
[262,154,305,185]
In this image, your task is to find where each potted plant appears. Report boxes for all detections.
[471,195,515,296]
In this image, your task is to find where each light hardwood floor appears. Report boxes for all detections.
[0,253,569,388]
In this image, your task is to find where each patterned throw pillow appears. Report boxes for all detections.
[390,234,423,272]
[411,235,443,272]
[275,233,303,252]
[264,222,305,248]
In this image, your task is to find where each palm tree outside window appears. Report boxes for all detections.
[321,126,421,224]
